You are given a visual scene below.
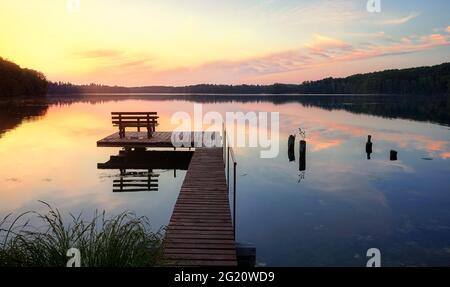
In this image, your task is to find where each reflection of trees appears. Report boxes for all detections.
[0,101,48,137]
[299,95,450,127]
[49,94,450,126]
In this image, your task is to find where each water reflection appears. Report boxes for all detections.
[113,171,159,193]
[98,149,193,193]
[48,94,450,126]
[0,95,449,266]
[0,101,48,137]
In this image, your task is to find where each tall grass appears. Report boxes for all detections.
[0,202,164,267]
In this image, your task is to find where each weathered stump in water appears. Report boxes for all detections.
[299,140,306,171]
[288,135,296,162]
[390,150,398,161]
[366,135,373,160]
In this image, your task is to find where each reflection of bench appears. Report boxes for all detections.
[113,172,159,193]
[112,112,158,139]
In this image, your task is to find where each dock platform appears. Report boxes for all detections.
[97,131,219,148]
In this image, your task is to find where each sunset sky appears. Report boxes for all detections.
[0,0,449,86]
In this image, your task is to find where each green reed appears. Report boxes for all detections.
[0,202,164,267]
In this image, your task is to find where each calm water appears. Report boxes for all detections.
[1,95,450,266]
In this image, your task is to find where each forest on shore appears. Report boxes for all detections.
[1,56,449,97]
[48,62,450,95]
[0,57,47,98]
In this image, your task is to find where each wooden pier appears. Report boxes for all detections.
[163,148,237,266]
[97,130,237,266]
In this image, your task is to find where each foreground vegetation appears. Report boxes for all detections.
[0,202,164,267]
[0,57,47,98]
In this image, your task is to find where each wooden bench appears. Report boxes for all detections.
[112,112,159,139]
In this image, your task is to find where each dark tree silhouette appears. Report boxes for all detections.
[0,57,47,98]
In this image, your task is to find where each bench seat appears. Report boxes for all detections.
[112,112,159,139]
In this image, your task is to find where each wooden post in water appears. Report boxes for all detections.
[288,135,295,162]
[366,135,373,160]
[390,150,398,161]
[299,140,306,171]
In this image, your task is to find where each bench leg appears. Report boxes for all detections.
[120,128,125,138]
[147,127,152,139]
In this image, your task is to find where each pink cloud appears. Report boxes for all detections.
[153,30,449,85]
[380,12,420,25]
[305,35,353,53]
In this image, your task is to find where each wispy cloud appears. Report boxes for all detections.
[72,49,154,72]
[380,12,420,25]
[242,0,364,26]
[73,49,123,59]
[305,35,353,53]
[446,26,450,33]
[146,29,449,85]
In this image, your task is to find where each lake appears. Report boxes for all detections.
[1,94,450,267]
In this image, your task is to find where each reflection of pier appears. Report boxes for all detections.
[97,150,193,170]
[97,127,239,266]
[98,149,193,193]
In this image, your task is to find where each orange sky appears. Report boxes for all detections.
[0,0,449,86]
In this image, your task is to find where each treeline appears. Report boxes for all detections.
[47,82,272,94]
[0,57,47,98]
[295,63,450,94]
[48,62,450,95]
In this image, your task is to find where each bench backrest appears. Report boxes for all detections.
[111,112,158,126]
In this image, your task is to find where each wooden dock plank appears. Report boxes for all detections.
[97,131,220,148]
[163,148,237,267]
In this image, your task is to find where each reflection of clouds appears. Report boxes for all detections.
[308,136,343,152]
[217,101,450,159]
[441,152,450,159]
[1,99,449,226]
[370,160,415,174]
[307,162,390,209]
[274,105,450,158]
